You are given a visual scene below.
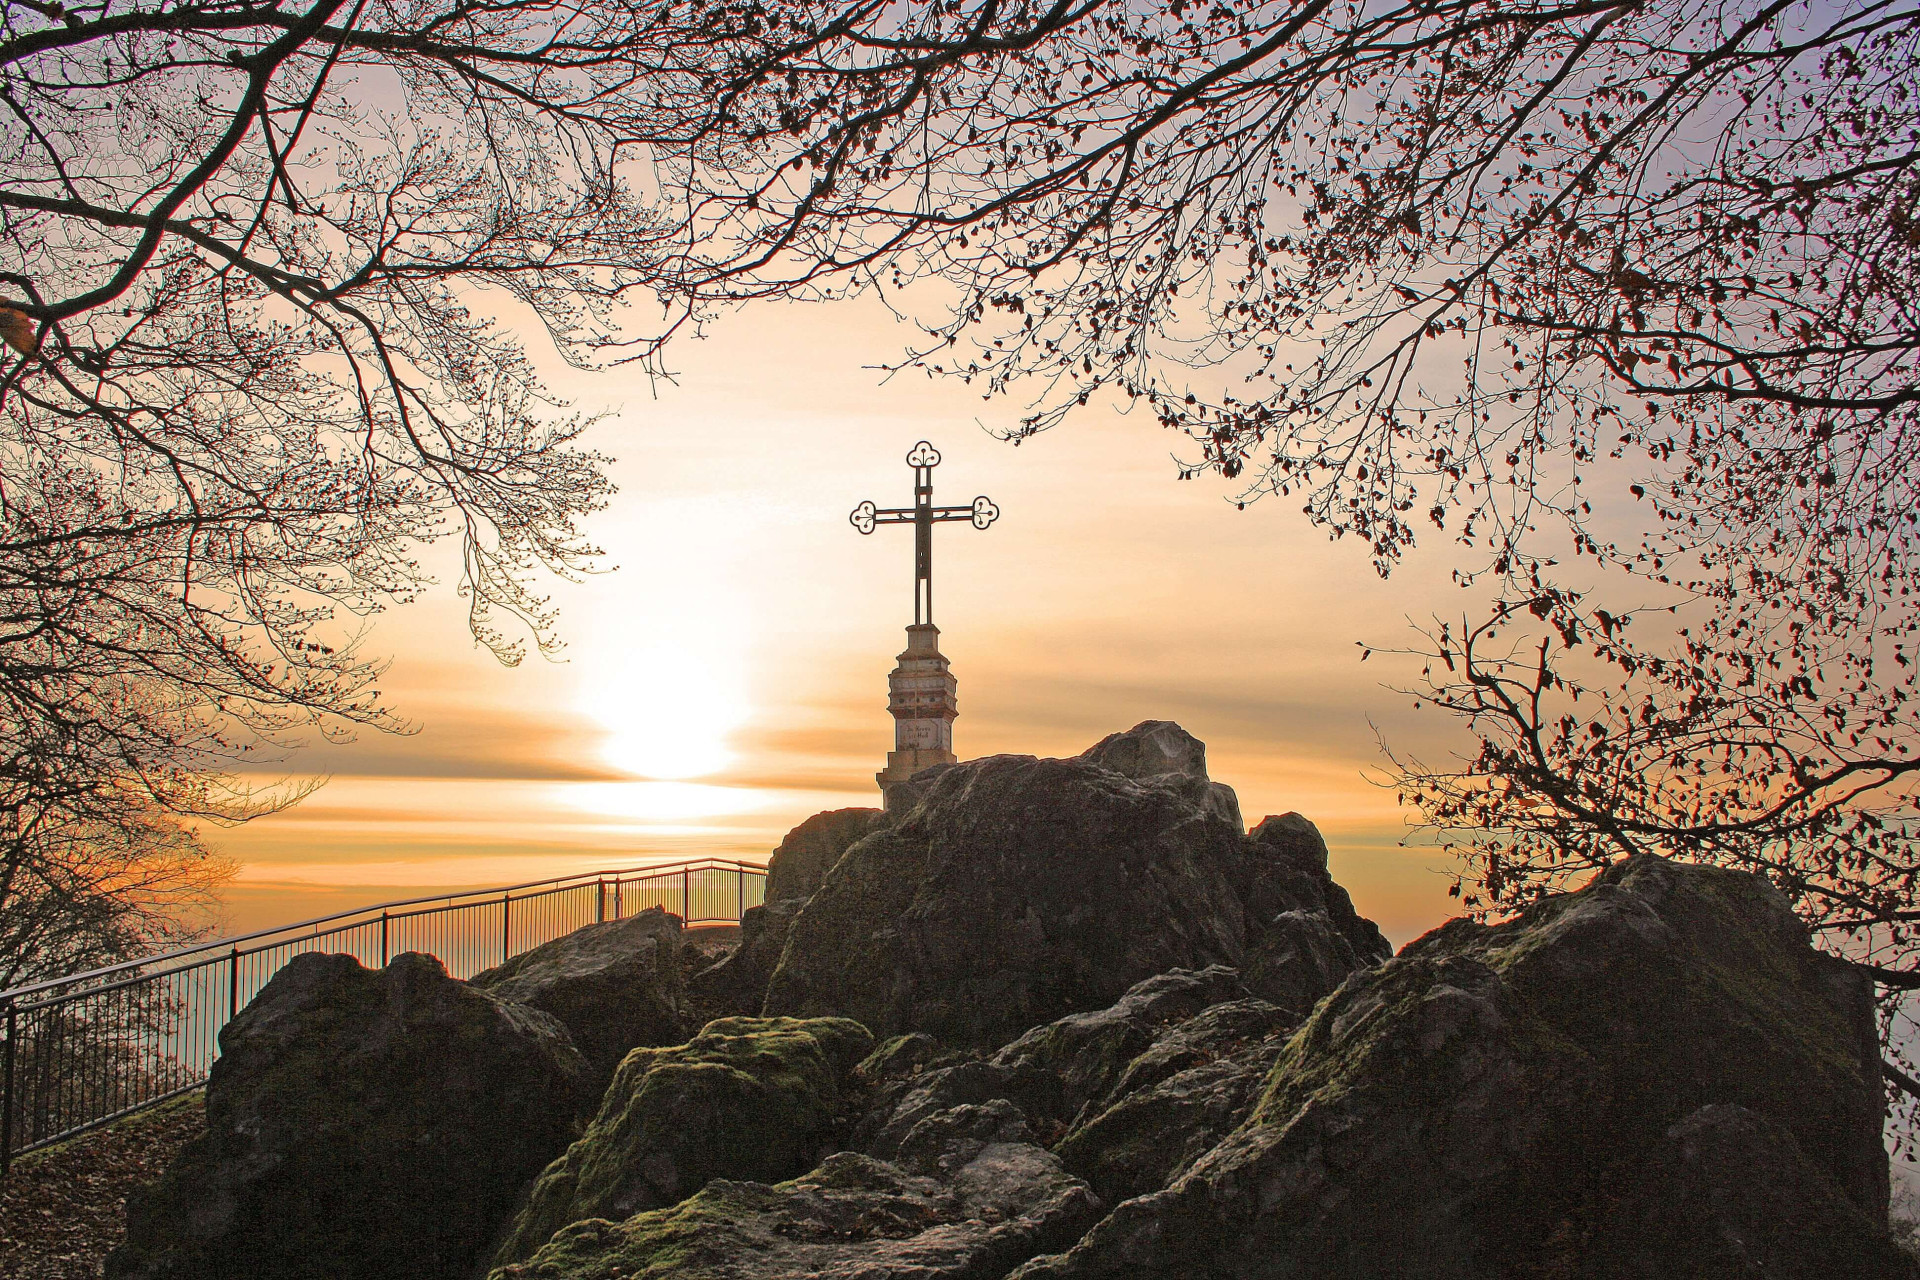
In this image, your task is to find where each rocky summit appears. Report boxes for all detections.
[762,722,1388,1047]
[113,723,1917,1279]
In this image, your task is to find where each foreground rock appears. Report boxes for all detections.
[1050,993,1297,1205]
[490,1100,1102,1280]
[1012,855,1912,1279]
[493,1015,874,1268]
[473,906,686,1086]
[763,722,1388,1048]
[109,953,585,1280]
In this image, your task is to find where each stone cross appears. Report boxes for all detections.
[849,442,1000,803]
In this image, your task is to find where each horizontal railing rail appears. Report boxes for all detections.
[1,856,767,1173]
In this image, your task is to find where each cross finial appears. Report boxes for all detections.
[849,441,999,625]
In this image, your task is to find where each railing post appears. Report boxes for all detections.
[380,912,390,967]
[227,948,241,1027]
[736,866,743,921]
[3,997,16,1178]
[596,879,606,925]
[502,896,512,965]
[682,867,691,923]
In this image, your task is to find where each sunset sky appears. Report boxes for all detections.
[214,292,1489,948]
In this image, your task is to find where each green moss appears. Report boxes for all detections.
[856,1032,945,1081]
[1250,952,1590,1126]
[493,1016,871,1269]
[491,1184,774,1280]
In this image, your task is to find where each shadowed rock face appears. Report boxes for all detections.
[688,809,888,1019]
[761,725,1389,1049]
[763,807,887,904]
[492,1015,874,1270]
[1010,855,1913,1280]
[846,967,1297,1207]
[472,906,686,1088]
[107,952,585,1280]
[489,1100,1103,1280]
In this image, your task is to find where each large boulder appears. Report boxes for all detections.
[761,725,1388,1048]
[108,952,586,1280]
[1051,996,1297,1205]
[688,809,888,1019]
[764,807,887,903]
[493,1015,874,1268]
[472,906,686,1086]
[489,1100,1103,1280]
[1011,855,1911,1279]
[1077,720,1243,828]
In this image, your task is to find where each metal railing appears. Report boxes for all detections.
[0,856,766,1173]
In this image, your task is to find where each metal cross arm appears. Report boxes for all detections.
[848,499,999,531]
[849,441,1000,625]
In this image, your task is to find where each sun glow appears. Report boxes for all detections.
[574,498,756,785]
[591,641,750,779]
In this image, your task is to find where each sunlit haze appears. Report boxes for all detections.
[212,295,1482,947]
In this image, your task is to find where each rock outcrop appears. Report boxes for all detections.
[108,952,585,1280]
[689,809,887,1018]
[764,807,887,903]
[1077,719,1243,828]
[1050,994,1296,1205]
[848,966,1296,1207]
[110,723,1909,1280]
[489,1100,1103,1280]
[472,906,686,1086]
[1010,855,1912,1279]
[493,1015,874,1268]
[762,723,1389,1048]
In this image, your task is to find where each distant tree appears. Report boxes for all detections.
[631,0,1920,1118]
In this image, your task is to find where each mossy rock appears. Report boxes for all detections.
[493,1015,873,1268]
[856,1032,948,1082]
[762,733,1387,1052]
[491,1104,1100,1280]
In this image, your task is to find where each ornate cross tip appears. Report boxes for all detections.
[849,440,999,626]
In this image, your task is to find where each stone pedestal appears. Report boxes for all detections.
[877,624,957,798]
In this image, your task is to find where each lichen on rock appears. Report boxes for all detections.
[1012,854,1914,1280]
[762,725,1389,1050]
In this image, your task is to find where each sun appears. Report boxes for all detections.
[591,640,750,780]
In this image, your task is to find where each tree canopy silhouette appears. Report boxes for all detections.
[6,0,1919,1135]
[641,0,1920,1114]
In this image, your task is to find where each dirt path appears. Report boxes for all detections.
[0,1094,204,1280]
